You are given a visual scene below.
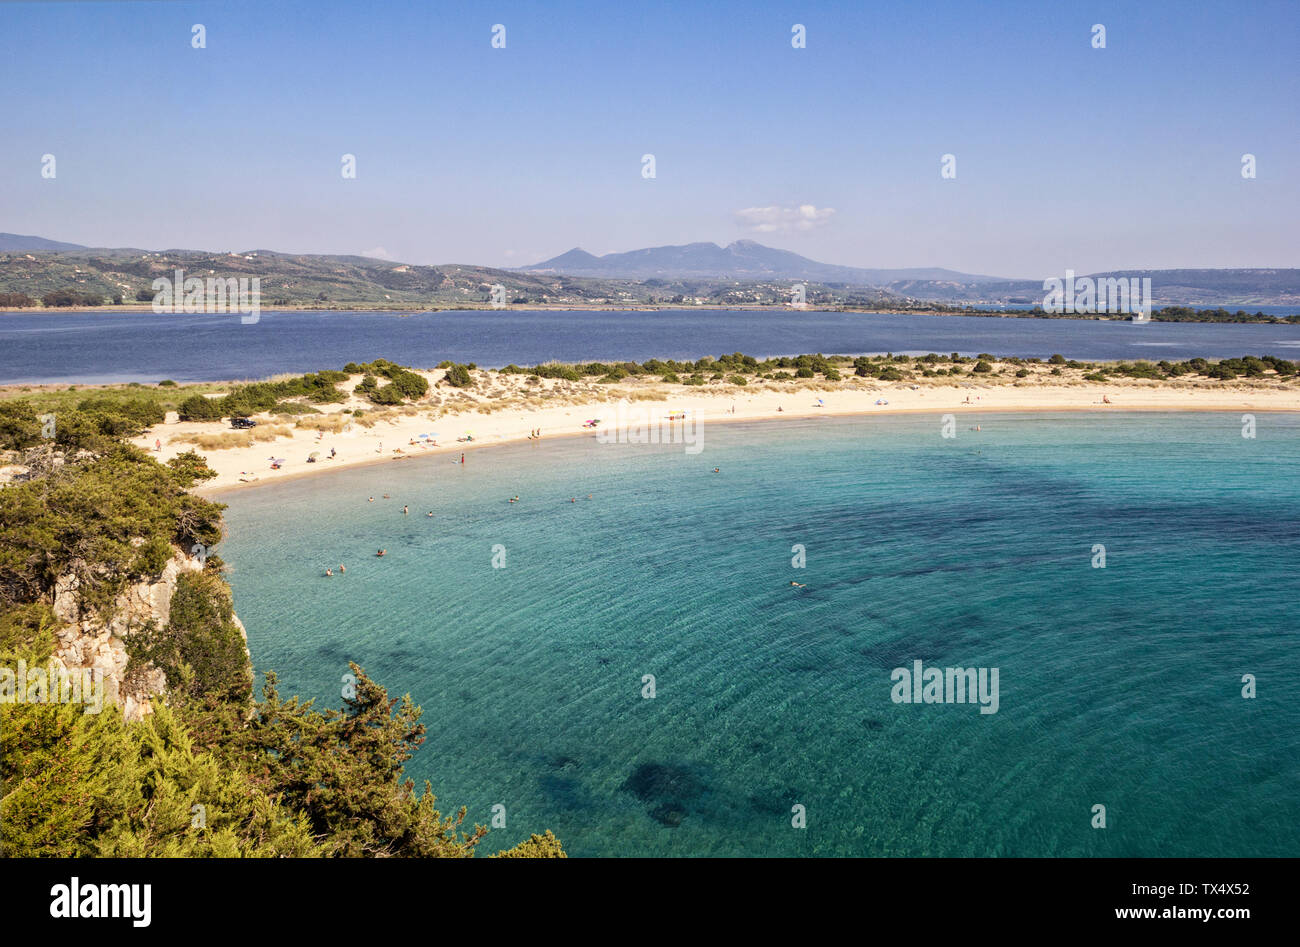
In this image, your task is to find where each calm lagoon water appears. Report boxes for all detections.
[215,412,1300,857]
[3,308,1299,384]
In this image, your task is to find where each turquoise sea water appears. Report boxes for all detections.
[217,413,1300,857]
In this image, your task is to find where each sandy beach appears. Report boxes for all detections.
[102,365,1300,495]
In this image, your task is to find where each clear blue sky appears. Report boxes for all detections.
[2,0,1296,276]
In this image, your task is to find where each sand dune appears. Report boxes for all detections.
[118,366,1300,494]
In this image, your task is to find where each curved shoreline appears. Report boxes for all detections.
[194,389,1300,498]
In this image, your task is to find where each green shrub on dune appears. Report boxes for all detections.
[530,363,580,382]
[443,363,473,388]
[368,384,405,405]
[179,394,226,421]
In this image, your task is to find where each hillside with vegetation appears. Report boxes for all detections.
[3,242,1296,318]
[0,247,904,310]
[0,391,565,858]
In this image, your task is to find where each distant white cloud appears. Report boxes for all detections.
[734,204,836,234]
[360,246,394,260]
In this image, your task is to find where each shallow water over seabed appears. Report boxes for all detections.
[217,413,1300,856]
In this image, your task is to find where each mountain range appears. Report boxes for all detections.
[518,240,997,284]
[2,234,1297,306]
[0,232,91,253]
[518,241,1299,305]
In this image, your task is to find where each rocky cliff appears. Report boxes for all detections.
[50,548,248,721]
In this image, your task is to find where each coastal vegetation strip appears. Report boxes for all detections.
[3,351,1297,421]
[4,352,1297,494]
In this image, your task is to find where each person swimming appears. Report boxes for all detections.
[790,581,805,587]
[325,568,334,577]
[426,511,434,517]
[713,468,720,473]
[402,505,409,515]
[339,565,345,573]
[376,549,386,557]
[368,496,375,502]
